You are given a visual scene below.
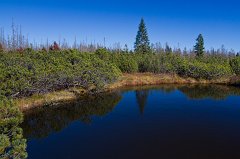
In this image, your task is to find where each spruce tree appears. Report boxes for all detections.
[194,34,205,57]
[165,43,172,55]
[134,18,151,54]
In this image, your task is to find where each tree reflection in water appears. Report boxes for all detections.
[135,90,149,115]
[132,84,240,115]
[21,84,240,140]
[21,92,122,139]
[178,85,240,100]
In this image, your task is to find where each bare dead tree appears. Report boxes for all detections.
[19,25,23,48]
[11,20,17,50]
[73,36,77,49]
[61,38,69,49]
[7,35,11,50]
[0,27,5,47]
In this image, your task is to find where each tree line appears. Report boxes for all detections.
[0,20,239,56]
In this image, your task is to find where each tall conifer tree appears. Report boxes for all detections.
[134,18,151,54]
[194,34,205,57]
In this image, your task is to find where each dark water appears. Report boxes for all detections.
[21,85,240,159]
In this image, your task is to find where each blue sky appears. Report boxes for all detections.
[0,0,240,51]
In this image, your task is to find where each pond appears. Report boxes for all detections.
[21,84,240,159]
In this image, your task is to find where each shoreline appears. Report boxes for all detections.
[16,73,237,111]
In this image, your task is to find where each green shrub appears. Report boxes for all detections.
[136,53,161,73]
[0,50,121,97]
[0,49,236,97]
[111,54,138,73]
[132,52,232,80]
[0,98,27,159]
[230,57,240,75]
[185,60,232,80]
[95,48,111,61]
[95,48,138,73]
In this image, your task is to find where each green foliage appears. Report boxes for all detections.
[134,18,151,54]
[165,44,172,55]
[132,53,232,80]
[136,53,161,73]
[95,48,138,73]
[0,48,235,99]
[185,60,232,80]
[0,98,28,159]
[194,34,205,57]
[0,50,121,97]
[230,56,240,75]
[111,54,138,73]
[95,48,110,60]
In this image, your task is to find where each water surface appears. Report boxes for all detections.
[22,85,240,159]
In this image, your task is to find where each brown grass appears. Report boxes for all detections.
[106,73,230,90]
[16,73,233,111]
[229,76,240,85]
[16,90,76,111]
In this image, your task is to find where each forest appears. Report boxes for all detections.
[0,18,240,158]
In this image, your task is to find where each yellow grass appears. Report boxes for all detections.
[106,73,230,90]
[16,73,232,111]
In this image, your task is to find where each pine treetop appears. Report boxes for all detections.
[194,34,205,57]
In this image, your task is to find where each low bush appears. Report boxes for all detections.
[185,60,232,80]
[0,50,121,97]
[111,54,138,73]
[0,48,236,97]
[0,98,27,159]
[131,53,232,80]
[230,57,240,75]
[95,48,138,73]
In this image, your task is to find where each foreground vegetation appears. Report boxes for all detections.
[0,49,121,98]
[0,98,27,159]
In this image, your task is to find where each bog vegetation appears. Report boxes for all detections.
[1,47,239,98]
[0,19,240,158]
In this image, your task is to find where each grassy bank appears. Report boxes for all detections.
[16,73,236,111]
[107,73,231,89]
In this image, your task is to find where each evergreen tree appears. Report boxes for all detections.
[236,53,240,57]
[123,44,129,53]
[134,18,151,54]
[165,43,172,55]
[194,34,205,57]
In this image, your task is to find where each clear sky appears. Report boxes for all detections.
[0,0,240,51]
